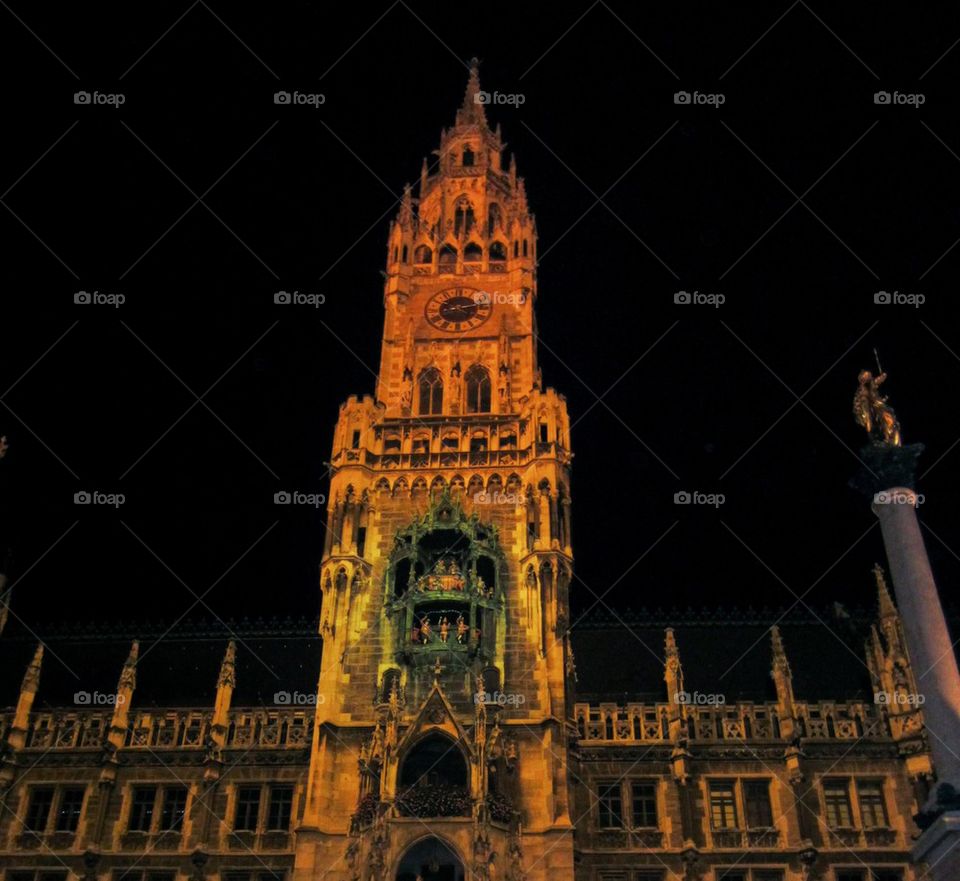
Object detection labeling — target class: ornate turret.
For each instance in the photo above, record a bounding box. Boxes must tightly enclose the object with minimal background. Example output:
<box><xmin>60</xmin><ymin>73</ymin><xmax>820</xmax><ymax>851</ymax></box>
<box><xmin>6</xmin><ymin>644</ymin><xmax>43</xmax><ymax>752</ymax></box>
<box><xmin>210</xmin><ymin>640</ymin><xmax>237</xmax><ymax>748</ymax></box>
<box><xmin>770</xmin><ymin>625</ymin><xmax>796</xmax><ymax>734</ymax></box>
<box><xmin>106</xmin><ymin>640</ymin><xmax>138</xmax><ymax>753</ymax></box>
<box><xmin>664</xmin><ymin>628</ymin><xmax>691</xmax><ymax>782</ymax></box>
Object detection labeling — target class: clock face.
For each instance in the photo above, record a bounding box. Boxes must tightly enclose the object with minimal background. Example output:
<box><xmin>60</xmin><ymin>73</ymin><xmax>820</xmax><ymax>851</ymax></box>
<box><xmin>424</xmin><ymin>287</ymin><xmax>493</xmax><ymax>333</ymax></box>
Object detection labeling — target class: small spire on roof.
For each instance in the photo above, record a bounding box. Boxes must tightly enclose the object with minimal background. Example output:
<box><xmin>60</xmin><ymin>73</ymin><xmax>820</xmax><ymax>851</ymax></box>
<box><xmin>218</xmin><ymin>640</ymin><xmax>237</xmax><ymax>689</ymax></box>
<box><xmin>873</xmin><ymin>562</ymin><xmax>897</xmax><ymax>618</ymax></box>
<box><xmin>118</xmin><ymin>640</ymin><xmax>139</xmax><ymax>691</ymax></box>
<box><xmin>455</xmin><ymin>57</ymin><xmax>488</xmax><ymax>127</ymax></box>
<box><xmin>22</xmin><ymin>643</ymin><xmax>44</xmax><ymax>691</ymax></box>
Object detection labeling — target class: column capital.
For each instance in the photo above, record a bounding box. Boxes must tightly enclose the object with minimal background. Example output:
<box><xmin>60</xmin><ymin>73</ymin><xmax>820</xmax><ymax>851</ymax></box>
<box><xmin>850</xmin><ymin>441</ymin><xmax>925</xmax><ymax>498</ymax></box>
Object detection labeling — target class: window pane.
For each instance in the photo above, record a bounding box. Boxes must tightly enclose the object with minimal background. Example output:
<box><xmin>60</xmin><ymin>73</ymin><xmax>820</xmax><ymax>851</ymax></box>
<box><xmin>235</xmin><ymin>787</ymin><xmax>261</xmax><ymax>831</ymax></box>
<box><xmin>754</xmin><ymin>872</ymin><xmax>785</xmax><ymax>881</ymax></box>
<box><xmin>717</xmin><ymin>871</ymin><xmax>747</xmax><ymax>881</ymax></box>
<box><xmin>25</xmin><ymin>789</ymin><xmax>54</xmax><ymax>832</ymax></box>
<box><xmin>630</xmin><ymin>781</ymin><xmax>657</xmax><ymax>827</ymax></box>
<box><xmin>267</xmin><ymin>785</ymin><xmax>294</xmax><ymax>830</ymax></box>
<box><xmin>824</xmin><ymin>780</ymin><xmax>853</xmax><ymax>828</ymax></box>
<box><xmin>159</xmin><ymin>787</ymin><xmax>188</xmax><ymax>831</ymax></box>
<box><xmin>128</xmin><ymin>786</ymin><xmax>157</xmax><ymax>832</ymax></box>
<box><xmin>744</xmin><ymin>780</ymin><xmax>773</xmax><ymax>827</ymax></box>
<box><xmin>55</xmin><ymin>788</ymin><xmax>85</xmax><ymax>832</ymax></box>
<box><xmin>856</xmin><ymin>781</ymin><xmax>888</xmax><ymax>827</ymax></box>
<box><xmin>597</xmin><ymin>781</ymin><xmax>623</xmax><ymax>828</ymax></box>
<box><xmin>710</xmin><ymin>782</ymin><xmax>738</xmax><ymax>829</ymax></box>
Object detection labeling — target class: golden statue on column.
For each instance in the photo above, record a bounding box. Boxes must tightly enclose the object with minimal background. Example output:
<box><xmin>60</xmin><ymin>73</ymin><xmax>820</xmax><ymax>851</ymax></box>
<box><xmin>853</xmin><ymin>369</ymin><xmax>902</xmax><ymax>446</ymax></box>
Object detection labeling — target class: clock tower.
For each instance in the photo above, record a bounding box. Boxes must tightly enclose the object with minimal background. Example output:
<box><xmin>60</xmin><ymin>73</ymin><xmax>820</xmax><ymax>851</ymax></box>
<box><xmin>295</xmin><ymin>61</ymin><xmax>576</xmax><ymax>881</ymax></box>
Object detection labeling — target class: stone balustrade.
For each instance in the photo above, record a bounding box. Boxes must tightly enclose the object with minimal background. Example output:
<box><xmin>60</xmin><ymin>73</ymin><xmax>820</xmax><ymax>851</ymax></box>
<box><xmin>574</xmin><ymin>700</ymin><xmax>895</xmax><ymax>743</ymax></box>
<box><xmin>0</xmin><ymin>708</ymin><xmax>313</xmax><ymax>751</ymax></box>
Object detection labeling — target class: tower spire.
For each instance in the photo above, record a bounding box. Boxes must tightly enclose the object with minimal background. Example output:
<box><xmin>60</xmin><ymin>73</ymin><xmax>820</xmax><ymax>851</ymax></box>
<box><xmin>873</xmin><ymin>561</ymin><xmax>897</xmax><ymax>619</ymax></box>
<box><xmin>455</xmin><ymin>57</ymin><xmax>488</xmax><ymax>128</ymax></box>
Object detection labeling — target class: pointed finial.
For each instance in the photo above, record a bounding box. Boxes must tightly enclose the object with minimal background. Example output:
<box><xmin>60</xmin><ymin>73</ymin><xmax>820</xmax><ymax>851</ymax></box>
<box><xmin>118</xmin><ymin>640</ymin><xmax>139</xmax><ymax>691</ymax></box>
<box><xmin>433</xmin><ymin>655</ymin><xmax>442</xmax><ymax>683</ymax></box>
<box><xmin>771</xmin><ymin>625</ymin><xmax>785</xmax><ymax>656</ymax></box>
<box><xmin>218</xmin><ymin>640</ymin><xmax>237</xmax><ymax>688</ymax></box>
<box><xmin>456</xmin><ymin>58</ymin><xmax>487</xmax><ymax>127</ymax></box>
<box><xmin>665</xmin><ymin>627</ymin><xmax>678</xmax><ymax>655</ymax></box>
<box><xmin>388</xmin><ymin>674</ymin><xmax>401</xmax><ymax>710</ymax></box>
<box><xmin>770</xmin><ymin>625</ymin><xmax>792</xmax><ymax>677</ymax></box>
<box><xmin>873</xmin><ymin>563</ymin><xmax>897</xmax><ymax>618</ymax></box>
<box><xmin>398</xmin><ymin>183</ymin><xmax>413</xmax><ymax>227</ymax></box>
<box><xmin>22</xmin><ymin>643</ymin><xmax>44</xmax><ymax>690</ymax></box>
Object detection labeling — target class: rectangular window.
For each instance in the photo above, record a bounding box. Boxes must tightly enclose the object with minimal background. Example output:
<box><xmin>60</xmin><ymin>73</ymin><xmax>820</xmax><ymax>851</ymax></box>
<box><xmin>351</xmin><ymin>430</ymin><xmax>360</xmax><ymax>449</ymax></box>
<box><xmin>128</xmin><ymin>786</ymin><xmax>158</xmax><ymax>832</ymax></box>
<box><xmin>857</xmin><ymin>780</ymin><xmax>888</xmax><ymax>827</ymax></box>
<box><xmin>710</xmin><ymin>782</ymin><xmax>738</xmax><ymax>829</ymax></box>
<box><xmin>630</xmin><ymin>781</ymin><xmax>658</xmax><ymax>827</ymax></box>
<box><xmin>753</xmin><ymin>872</ymin><xmax>785</xmax><ymax>881</ymax></box>
<box><xmin>55</xmin><ymin>787</ymin><xmax>85</xmax><ymax>832</ymax></box>
<box><xmin>716</xmin><ymin>872</ymin><xmax>747</xmax><ymax>881</ymax></box>
<box><xmin>24</xmin><ymin>788</ymin><xmax>54</xmax><ymax>832</ymax></box>
<box><xmin>744</xmin><ymin>780</ymin><xmax>774</xmax><ymax>827</ymax></box>
<box><xmin>596</xmin><ymin>781</ymin><xmax>624</xmax><ymax>829</ymax></box>
<box><xmin>234</xmin><ymin>786</ymin><xmax>262</xmax><ymax>831</ymax></box>
<box><xmin>159</xmin><ymin>787</ymin><xmax>188</xmax><ymax>831</ymax></box>
<box><xmin>823</xmin><ymin>780</ymin><xmax>853</xmax><ymax>828</ymax></box>
<box><xmin>266</xmin><ymin>785</ymin><xmax>294</xmax><ymax>830</ymax></box>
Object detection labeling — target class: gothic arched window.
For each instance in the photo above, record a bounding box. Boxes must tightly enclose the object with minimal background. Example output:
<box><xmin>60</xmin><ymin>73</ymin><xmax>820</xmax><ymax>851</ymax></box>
<box><xmin>414</xmin><ymin>244</ymin><xmax>432</xmax><ymax>264</ymax></box>
<box><xmin>465</xmin><ymin>365</ymin><xmax>491</xmax><ymax>413</ymax></box>
<box><xmin>418</xmin><ymin>367</ymin><xmax>443</xmax><ymax>415</ymax></box>
<box><xmin>487</xmin><ymin>202</ymin><xmax>502</xmax><ymax>232</ymax></box>
<box><xmin>464</xmin><ymin>242</ymin><xmax>483</xmax><ymax>262</ymax></box>
<box><xmin>454</xmin><ymin>202</ymin><xmax>475</xmax><ymax>237</ymax></box>
<box><xmin>439</xmin><ymin>244</ymin><xmax>457</xmax><ymax>268</ymax></box>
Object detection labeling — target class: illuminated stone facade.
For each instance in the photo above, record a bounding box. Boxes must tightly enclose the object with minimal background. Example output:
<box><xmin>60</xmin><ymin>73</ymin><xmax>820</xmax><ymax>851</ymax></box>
<box><xmin>0</xmin><ymin>64</ymin><xmax>939</xmax><ymax>881</ymax></box>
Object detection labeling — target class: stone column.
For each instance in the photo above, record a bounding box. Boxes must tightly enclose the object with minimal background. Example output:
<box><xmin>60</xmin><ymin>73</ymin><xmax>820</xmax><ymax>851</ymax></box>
<box><xmin>853</xmin><ymin>441</ymin><xmax>960</xmax><ymax>880</ymax></box>
<box><xmin>871</xmin><ymin>486</ymin><xmax>960</xmax><ymax>790</ymax></box>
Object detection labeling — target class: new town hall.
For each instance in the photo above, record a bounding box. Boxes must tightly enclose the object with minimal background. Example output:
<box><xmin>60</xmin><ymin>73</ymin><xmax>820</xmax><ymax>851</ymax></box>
<box><xmin>0</xmin><ymin>64</ymin><xmax>946</xmax><ymax>881</ymax></box>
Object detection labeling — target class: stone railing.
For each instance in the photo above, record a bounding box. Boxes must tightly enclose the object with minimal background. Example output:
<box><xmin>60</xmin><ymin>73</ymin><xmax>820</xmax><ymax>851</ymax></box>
<box><xmin>377</xmin><ymin>448</ymin><xmax>529</xmax><ymax>469</ymax></box>
<box><xmin>710</xmin><ymin>827</ymin><xmax>781</xmax><ymax>848</ymax></box>
<box><xmin>3</xmin><ymin>708</ymin><xmax>313</xmax><ymax>751</ymax></box>
<box><xmin>574</xmin><ymin>701</ymin><xmax>890</xmax><ymax>744</ymax></box>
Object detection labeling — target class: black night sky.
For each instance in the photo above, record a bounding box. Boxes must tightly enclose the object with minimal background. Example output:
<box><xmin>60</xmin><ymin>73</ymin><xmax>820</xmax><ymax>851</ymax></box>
<box><xmin>2</xmin><ymin>2</ymin><xmax>960</xmax><ymax>649</ymax></box>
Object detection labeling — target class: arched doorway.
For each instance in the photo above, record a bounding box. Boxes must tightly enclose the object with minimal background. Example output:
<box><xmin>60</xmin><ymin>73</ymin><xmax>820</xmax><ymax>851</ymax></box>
<box><xmin>396</xmin><ymin>836</ymin><xmax>465</xmax><ymax>881</ymax></box>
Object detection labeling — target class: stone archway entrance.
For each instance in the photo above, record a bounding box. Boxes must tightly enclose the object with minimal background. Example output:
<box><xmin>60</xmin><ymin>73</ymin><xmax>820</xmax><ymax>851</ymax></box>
<box><xmin>396</xmin><ymin>836</ymin><xmax>465</xmax><ymax>881</ymax></box>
